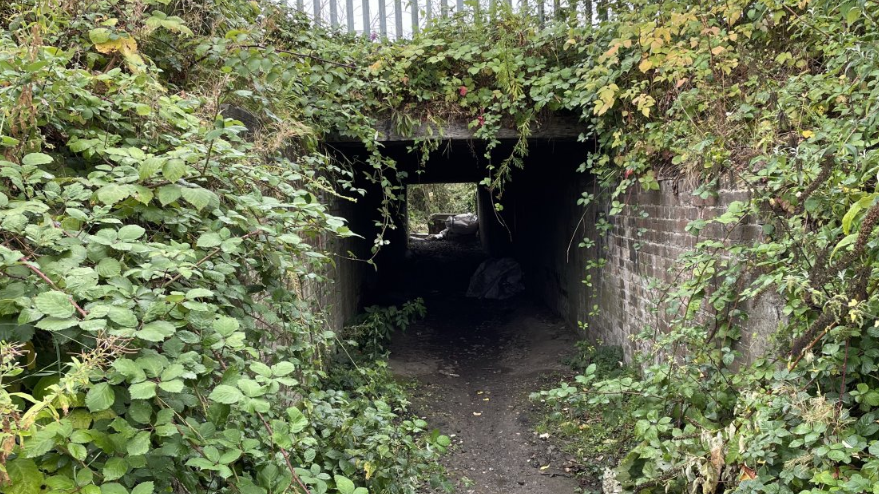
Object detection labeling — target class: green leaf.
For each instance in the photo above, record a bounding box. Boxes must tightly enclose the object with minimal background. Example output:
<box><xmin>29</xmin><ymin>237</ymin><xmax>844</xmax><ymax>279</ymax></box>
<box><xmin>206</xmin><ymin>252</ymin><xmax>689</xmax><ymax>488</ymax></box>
<box><xmin>86</xmin><ymin>382</ymin><xmax>115</xmax><ymax>412</ymax></box>
<box><xmin>131</xmin><ymin>482</ymin><xmax>155</xmax><ymax>494</ymax></box>
<box><xmin>118</xmin><ymin>225</ymin><xmax>146</xmax><ymax>241</ymax></box>
<box><xmin>112</xmin><ymin>358</ymin><xmax>145</xmax><ymax>382</ymax></box>
<box><xmin>159</xmin><ymin>379</ymin><xmax>184</xmax><ymax>393</ymax></box>
<box><xmin>139</xmin><ymin>157</ymin><xmax>164</xmax><ymax>180</ymax></box>
<box><xmin>136</xmin><ymin>321</ymin><xmax>176</xmax><ymax>342</ymax></box>
<box><xmin>197</xmin><ymin>232</ymin><xmax>223</xmax><ymax>248</ymax></box>
<box><xmin>831</xmin><ymin>233</ymin><xmax>857</xmax><ymax>259</ymax></box>
<box><xmin>157</xmin><ymin>185</ymin><xmax>182</xmax><ymax>206</ymax></box>
<box><xmin>22</xmin><ymin>153</ymin><xmax>53</xmax><ymax>166</ymax></box>
<box><xmin>842</xmin><ymin>194</ymin><xmax>877</xmax><ymax>234</ymax></box>
<box><xmin>97</xmin><ymin>184</ymin><xmax>132</xmax><ymax>205</ymax></box>
<box><xmin>272</xmin><ymin>362</ymin><xmax>295</xmax><ymax>376</ymax></box>
<box><xmin>4</xmin><ymin>458</ymin><xmax>44</xmax><ymax>494</ymax></box>
<box><xmin>34</xmin><ymin>291</ymin><xmax>75</xmax><ymax>318</ymax></box>
<box><xmin>107</xmin><ymin>307</ymin><xmax>137</xmax><ymax>327</ymax></box>
<box><xmin>334</xmin><ymin>475</ymin><xmax>355</xmax><ymax>494</ymax></box>
<box><xmin>186</xmin><ymin>288</ymin><xmax>214</xmax><ymax>299</ymax></box>
<box><xmin>71</xmin><ymin>455</ymin><xmax>91</xmax><ymax>475</ymax></box>
<box><xmin>181</xmin><ymin>187</ymin><xmax>217</xmax><ymax>211</ymax></box>
<box><xmin>209</xmin><ymin>384</ymin><xmax>243</xmax><ymax>404</ymax></box>
<box><xmin>127</xmin><ymin>431</ymin><xmax>151</xmax><ymax>456</ymax></box>
<box><xmin>101</xmin><ymin>483</ymin><xmax>129</xmax><ymax>494</ymax></box>
<box><xmin>35</xmin><ymin>317</ymin><xmax>79</xmax><ymax>331</ymax></box>
<box><xmin>162</xmin><ymin>159</ymin><xmax>187</xmax><ymax>182</ymax></box>
<box><xmin>96</xmin><ymin>258</ymin><xmax>122</xmax><ymax>278</ymax></box>
<box><xmin>287</xmin><ymin>407</ymin><xmax>308</xmax><ymax>433</ymax></box>
<box><xmin>89</xmin><ymin>28</ymin><xmax>112</xmax><ymax>44</ymax></box>
<box><xmin>102</xmin><ymin>457</ymin><xmax>128</xmax><ymax>481</ymax></box>
<box><xmin>129</xmin><ymin>381</ymin><xmax>157</xmax><ymax>400</ymax></box>
<box><xmin>213</xmin><ymin>316</ymin><xmax>239</xmax><ymax>336</ymax></box>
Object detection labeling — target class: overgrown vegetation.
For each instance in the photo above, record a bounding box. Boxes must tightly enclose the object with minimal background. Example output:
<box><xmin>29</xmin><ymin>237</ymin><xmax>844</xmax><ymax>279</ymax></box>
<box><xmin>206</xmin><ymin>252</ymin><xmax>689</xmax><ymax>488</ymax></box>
<box><xmin>0</xmin><ymin>1</ymin><xmax>439</xmax><ymax>493</ymax></box>
<box><xmin>3</xmin><ymin>0</ymin><xmax>879</xmax><ymax>492</ymax></box>
<box><xmin>407</xmin><ymin>184</ymin><xmax>476</xmax><ymax>233</ymax></box>
<box><xmin>532</xmin><ymin>344</ymin><xmax>637</xmax><ymax>492</ymax></box>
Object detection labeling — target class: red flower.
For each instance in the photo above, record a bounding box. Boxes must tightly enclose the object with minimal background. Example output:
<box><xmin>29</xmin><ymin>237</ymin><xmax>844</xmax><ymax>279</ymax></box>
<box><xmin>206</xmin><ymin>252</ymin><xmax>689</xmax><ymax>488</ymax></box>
<box><xmin>624</xmin><ymin>169</ymin><xmax>634</xmax><ymax>179</ymax></box>
<box><xmin>459</xmin><ymin>86</ymin><xmax>468</xmax><ymax>97</ymax></box>
<box><xmin>477</xmin><ymin>115</ymin><xmax>485</xmax><ymax>126</ymax></box>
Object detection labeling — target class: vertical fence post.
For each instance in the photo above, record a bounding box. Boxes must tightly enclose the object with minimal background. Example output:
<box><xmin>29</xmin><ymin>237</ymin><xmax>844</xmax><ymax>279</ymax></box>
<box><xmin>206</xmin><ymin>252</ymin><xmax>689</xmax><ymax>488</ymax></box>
<box><xmin>346</xmin><ymin>0</ymin><xmax>355</xmax><ymax>32</ymax></box>
<box><xmin>584</xmin><ymin>0</ymin><xmax>592</xmax><ymax>24</ymax></box>
<box><xmin>379</xmin><ymin>0</ymin><xmax>388</xmax><ymax>38</ymax></box>
<box><xmin>297</xmin><ymin>0</ymin><xmax>304</xmax><ymax>13</ymax></box>
<box><xmin>363</xmin><ymin>0</ymin><xmax>371</xmax><ymax>35</ymax></box>
<box><xmin>412</xmin><ymin>0</ymin><xmax>420</xmax><ymax>33</ymax></box>
<box><xmin>441</xmin><ymin>0</ymin><xmax>448</xmax><ymax>17</ymax></box>
<box><xmin>537</xmin><ymin>0</ymin><xmax>545</xmax><ymax>26</ymax></box>
<box><xmin>597</xmin><ymin>0</ymin><xmax>607</xmax><ymax>20</ymax></box>
<box><xmin>330</xmin><ymin>0</ymin><xmax>339</xmax><ymax>28</ymax></box>
<box><xmin>394</xmin><ymin>0</ymin><xmax>404</xmax><ymax>38</ymax></box>
<box><xmin>426</xmin><ymin>0</ymin><xmax>433</xmax><ymax>22</ymax></box>
<box><xmin>456</xmin><ymin>0</ymin><xmax>464</xmax><ymax>15</ymax></box>
<box><xmin>313</xmin><ymin>0</ymin><xmax>322</xmax><ymax>25</ymax></box>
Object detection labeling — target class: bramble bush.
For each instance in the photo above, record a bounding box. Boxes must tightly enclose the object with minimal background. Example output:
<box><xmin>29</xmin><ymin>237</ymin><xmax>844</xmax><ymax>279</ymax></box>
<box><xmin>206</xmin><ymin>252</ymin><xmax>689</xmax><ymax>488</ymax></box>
<box><xmin>0</xmin><ymin>1</ymin><xmax>442</xmax><ymax>493</ymax></box>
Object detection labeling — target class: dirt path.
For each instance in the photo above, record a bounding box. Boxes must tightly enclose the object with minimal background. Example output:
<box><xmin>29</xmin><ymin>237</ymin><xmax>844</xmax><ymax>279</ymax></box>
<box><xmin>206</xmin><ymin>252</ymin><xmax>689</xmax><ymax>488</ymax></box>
<box><xmin>389</xmin><ymin>293</ymin><xmax>581</xmax><ymax>493</ymax></box>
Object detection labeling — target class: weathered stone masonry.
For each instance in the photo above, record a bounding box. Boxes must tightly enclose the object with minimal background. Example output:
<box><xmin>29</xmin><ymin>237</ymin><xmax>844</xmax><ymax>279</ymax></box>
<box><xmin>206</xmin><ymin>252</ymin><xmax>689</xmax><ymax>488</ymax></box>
<box><xmin>514</xmin><ymin>170</ymin><xmax>784</xmax><ymax>362</ymax></box>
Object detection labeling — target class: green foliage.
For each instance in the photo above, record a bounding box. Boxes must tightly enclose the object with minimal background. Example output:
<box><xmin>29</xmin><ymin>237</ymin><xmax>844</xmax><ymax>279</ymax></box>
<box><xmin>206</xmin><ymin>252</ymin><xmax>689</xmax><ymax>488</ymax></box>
<box><xmin>520</xmin><ymin>0</ymin><xmax>879</xmax><ymax>490</ymax></box>
<box><xmin>407</xmin><ymin>184</ymin><xmax>477</xmax><ymax>233</ymax></box>
<box><xmin>0</xmin><ymin>1</ymin><xmax>433</xmax><ymax>493</ymax></box>
<box><xmin>340</xmin><ymin>299</ymin><xmax>426</xmax><ymax>360</ymax></box>
<box><xmin>532</xmin><ymin>362</ymin><xmax>638</xmax><ymax>489</ymax></box>
<box><xmin>563</xmin><ymin>342</ymin><xmax>629</xmax><ymax>379</ymax></box>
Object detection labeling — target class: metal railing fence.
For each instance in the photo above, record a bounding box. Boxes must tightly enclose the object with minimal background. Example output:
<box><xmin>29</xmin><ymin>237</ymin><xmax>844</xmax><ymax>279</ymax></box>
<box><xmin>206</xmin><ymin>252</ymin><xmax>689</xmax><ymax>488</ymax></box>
<box><xmin>296</xmin><ymin>0</ymin><xmax>613</xmax><ymax>40</ymax></box>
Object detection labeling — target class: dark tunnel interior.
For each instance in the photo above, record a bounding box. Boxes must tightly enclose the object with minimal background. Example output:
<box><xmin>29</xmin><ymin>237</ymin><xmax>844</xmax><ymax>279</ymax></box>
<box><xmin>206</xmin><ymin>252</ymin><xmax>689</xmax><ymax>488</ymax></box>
<box><xmin>331</xmin><ymin>138</ymin><xmax>597</xmax><ymax>320</ymax></box>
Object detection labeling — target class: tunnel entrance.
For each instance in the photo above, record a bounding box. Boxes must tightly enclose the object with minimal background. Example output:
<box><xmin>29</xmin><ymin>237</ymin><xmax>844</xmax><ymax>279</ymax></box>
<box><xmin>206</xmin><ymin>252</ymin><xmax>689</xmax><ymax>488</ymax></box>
<box><xmin>347</xmin><ymin>139</ymin><xmax>596</xmax><ymax>316</ymax></box>
<box><xmin>333</xmin><ymin>137</ymin><xmax>595</xmax><ymax>492</ymax></box>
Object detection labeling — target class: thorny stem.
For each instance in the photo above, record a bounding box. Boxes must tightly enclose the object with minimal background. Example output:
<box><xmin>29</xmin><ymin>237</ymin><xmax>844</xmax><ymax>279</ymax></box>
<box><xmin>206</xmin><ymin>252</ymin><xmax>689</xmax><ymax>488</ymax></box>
<box><xmin>19</xmin><ymin>257</ymin><xmax>89</xmax><ymax>318</ymax></box>
<box><xmin>161</xmin><ymin>230</ymin><xmax>262</xmax><ymax>288</ymax></box>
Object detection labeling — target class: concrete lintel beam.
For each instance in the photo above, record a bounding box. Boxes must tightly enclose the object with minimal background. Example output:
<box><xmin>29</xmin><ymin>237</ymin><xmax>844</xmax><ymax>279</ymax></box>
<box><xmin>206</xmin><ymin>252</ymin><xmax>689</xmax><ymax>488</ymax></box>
<box><xmin>326</xmin><ymin>115</ymin><xmax>587</xmax><ymax>142</ymax></box>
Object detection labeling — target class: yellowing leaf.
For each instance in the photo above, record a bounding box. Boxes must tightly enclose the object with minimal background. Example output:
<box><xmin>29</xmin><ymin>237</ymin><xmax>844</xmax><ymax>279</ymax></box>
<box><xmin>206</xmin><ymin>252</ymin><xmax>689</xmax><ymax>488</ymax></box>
<box><xmin>638</xmin><ymin>59</ymin><xmax>654</xmax><ymax>73</ymax></box>
<box><xmin>801</xmin><ymin>130</ymin><xmax>814</xmax><ymax>138</ymax></box>
<box><xmin>711</xmin><ymin>45</ymin><xmax>726</xmax><ymax>55</ymax></box>
<box><xmin>94</xmin><ymin>36</ymin><xmax>137</xmax><ymax>55</ymax></box>
<box><xmin>93</xmin><ymin>34</ymin><xmax>145</xmax><ymax>73</ymax></box>
<box><xmin>728</xmin><ymin>9</ymin><xmax>742</xmax><ymax>25</ymax></box>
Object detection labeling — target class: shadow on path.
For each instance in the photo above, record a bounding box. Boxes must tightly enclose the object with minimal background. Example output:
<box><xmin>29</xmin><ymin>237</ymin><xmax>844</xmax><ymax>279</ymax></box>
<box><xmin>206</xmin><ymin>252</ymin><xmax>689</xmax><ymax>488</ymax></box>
<box><xmin>384</xmin><ymin>240</ymin><xmax>581</xmax><ymax>493</ymax></box>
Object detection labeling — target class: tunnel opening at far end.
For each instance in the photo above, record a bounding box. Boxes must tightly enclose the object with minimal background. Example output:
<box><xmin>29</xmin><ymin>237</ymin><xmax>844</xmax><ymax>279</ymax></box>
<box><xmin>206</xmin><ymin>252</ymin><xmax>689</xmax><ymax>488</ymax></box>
<box><xmin>338</xmin><ymin>138</ymin><xmax>597</xmax><ymax>328</ymax></box>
